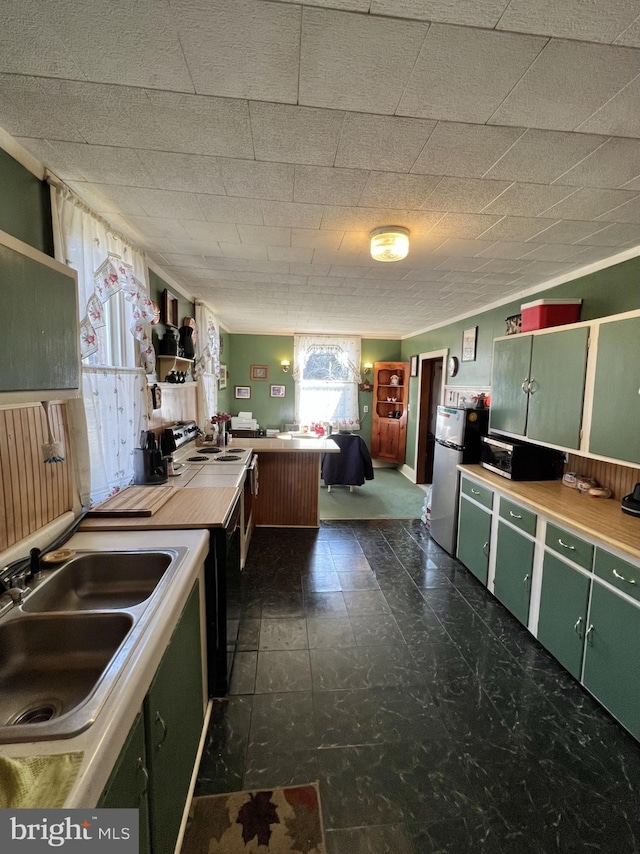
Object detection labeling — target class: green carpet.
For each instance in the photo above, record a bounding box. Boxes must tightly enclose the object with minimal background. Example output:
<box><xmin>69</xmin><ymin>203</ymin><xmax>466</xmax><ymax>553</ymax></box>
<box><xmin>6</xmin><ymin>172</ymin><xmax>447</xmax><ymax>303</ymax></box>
<box><xmin>319</xmin><ymin>468</ymin><xmax>427</xmax><ymax>520</ymax></box>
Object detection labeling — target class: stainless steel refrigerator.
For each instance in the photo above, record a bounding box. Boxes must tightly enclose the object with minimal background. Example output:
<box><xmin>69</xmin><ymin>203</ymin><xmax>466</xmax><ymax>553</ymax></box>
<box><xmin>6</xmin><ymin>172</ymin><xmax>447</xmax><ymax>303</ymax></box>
<box><xmin>430</xmin><ymin>406</ymin><xmax>489</xmax><ymax>555</ymax></box>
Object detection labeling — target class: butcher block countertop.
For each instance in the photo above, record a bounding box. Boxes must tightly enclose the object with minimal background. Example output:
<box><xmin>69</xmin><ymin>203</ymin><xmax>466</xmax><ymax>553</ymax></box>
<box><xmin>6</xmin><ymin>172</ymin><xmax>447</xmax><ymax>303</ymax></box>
<box><xmin>459</xmin><ymin>464</ymin><xmax>640</xmax><ymax>562</ymax></box>
<box><xmin>229</xmin><ymin>437</ymin><xmax>339</xmax><ymax>453</ymax></box>
<box><xmin>79</xmin><ymin>487</ymin><xmax>239</xmax><ymax>531</ymax></box>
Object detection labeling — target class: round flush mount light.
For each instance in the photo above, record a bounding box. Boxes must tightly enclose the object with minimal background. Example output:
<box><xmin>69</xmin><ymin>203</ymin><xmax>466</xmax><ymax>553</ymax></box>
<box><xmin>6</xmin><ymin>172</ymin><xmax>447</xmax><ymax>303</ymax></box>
<box><xmin>370</xmin><ymin>226</ymin><xmax>410</xmax><ymax>262</ymax></box>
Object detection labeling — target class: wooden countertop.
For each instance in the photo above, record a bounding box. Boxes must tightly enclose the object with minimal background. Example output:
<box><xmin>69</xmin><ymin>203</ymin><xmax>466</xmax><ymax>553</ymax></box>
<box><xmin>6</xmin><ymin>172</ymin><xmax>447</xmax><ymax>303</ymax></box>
<box><xmin>79</xmin><ymin>487</ymin><xmax>240</xmax><ymax>531</ymax></box>
<box><xmin>229</xmin><ymin>437</ymin><xmax>339</xmax><ymax>453</ymax></box>
<box><xmin>459</xmin><ymin>465</ymin><xmax>640</xmax><ymax>561</ymax></box>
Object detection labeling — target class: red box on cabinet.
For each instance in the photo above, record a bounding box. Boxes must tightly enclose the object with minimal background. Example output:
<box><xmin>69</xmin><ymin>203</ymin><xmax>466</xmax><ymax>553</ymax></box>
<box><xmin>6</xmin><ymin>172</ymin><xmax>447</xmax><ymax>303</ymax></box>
<box><xmin>520</xmin><ymin>298</ymin><xmax>582</xmax><ymax>332</ymax></box>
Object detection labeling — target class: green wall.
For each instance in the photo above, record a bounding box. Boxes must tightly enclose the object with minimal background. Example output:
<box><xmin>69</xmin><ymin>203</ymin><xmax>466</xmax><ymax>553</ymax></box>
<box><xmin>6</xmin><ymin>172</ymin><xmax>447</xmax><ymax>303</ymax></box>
<box><xmin>0</xmin><ymin>148</ymin><xmax>53</xmax><ymax>255</ymax></box>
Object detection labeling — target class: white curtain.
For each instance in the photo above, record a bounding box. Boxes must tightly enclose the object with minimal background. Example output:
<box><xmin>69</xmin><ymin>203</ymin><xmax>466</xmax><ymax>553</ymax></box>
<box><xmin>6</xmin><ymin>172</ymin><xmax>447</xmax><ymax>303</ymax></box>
<box><xmin>293</xmin><ymin>334</ymin><xmax>361</xmax><ymax>430</ymax></box>
<box><xmin>51</xmin><ymin>184</ymin><xmax>152</xmax><ymax>504</ymax></box>
<box><xmin>194</xmin><ymin>300</ymin><xmax>221</xmax><ymax>430</ymax></box>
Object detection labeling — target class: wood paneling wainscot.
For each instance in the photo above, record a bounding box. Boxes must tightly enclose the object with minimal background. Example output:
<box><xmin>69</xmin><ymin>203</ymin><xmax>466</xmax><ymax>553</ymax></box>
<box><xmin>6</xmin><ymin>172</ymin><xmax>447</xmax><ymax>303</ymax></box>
<box><xmin>0</xmin><ymin>403</ymin><xmax>74</xmax><ymax>550</ymax></box>
<box><xmin>566</xmin><ymin>455</ymin><xmax>639</xmax><ymax>500</ymax></box>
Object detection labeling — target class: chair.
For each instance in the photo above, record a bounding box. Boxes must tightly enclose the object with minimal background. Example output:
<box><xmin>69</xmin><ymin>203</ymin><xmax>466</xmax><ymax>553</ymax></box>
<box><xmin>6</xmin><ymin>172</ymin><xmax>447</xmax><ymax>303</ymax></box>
<box><xmin>321</xmin><ymin>432</ymin><xmax>374</xmax><ymax>492</ymax></box>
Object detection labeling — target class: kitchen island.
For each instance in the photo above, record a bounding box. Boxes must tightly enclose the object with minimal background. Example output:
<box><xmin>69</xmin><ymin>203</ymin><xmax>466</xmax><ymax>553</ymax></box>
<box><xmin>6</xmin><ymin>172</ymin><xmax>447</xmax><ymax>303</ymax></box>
<box><xmin>231</xmin><ymin>436</ymin><xmax>339</xmax><ymax>528</ymax></box>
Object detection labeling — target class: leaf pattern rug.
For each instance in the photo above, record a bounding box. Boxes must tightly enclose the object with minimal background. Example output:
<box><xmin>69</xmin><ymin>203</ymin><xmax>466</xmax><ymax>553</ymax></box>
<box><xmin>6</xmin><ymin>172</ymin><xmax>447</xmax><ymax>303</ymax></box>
<box><xmin>182</xmin><ymin>783</ymin><xmax>325</xmax><ymax>853</ymax></box>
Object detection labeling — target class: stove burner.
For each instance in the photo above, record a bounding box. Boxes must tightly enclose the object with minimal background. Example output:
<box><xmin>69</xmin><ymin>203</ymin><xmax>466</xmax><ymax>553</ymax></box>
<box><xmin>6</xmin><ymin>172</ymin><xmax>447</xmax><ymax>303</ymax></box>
<box><xmin>186</xmin><ymin>456</ymin><xmax>210</xmax><ymax>462</ymax></box>
<box><xmin>214</xmin><ymin>455</ymin><xmax>242</xmax><ymax>462</ymax></box>
<box><xmin>228</xmin><ymin>448</ymin><xmax>247</xmax><ymax>453</ymax></box>
<box><xmin>198</xmin><ymin>447</ymin><xmax>222</xmax><ymax>454</ymax></box>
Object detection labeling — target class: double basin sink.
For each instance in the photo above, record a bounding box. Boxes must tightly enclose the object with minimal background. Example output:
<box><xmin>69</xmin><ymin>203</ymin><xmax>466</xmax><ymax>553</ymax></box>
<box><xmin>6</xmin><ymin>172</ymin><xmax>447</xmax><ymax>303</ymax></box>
<box><xmin>0</xmin><ymin>548</ymin><xmax>187</xmax><ymax>744</ymax></box>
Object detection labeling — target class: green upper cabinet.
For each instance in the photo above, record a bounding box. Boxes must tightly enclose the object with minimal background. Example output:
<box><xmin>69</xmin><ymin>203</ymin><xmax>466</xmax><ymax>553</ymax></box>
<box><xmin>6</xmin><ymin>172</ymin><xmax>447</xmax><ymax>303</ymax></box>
<box><xmin>588</xmin><ymin>314</ymin><xmax>640</xmax><ymax>465</ymax></box>
<box><xmin>526</xmin><ymin>326</ymin><xmax>589</xmax><ymax>449</ymax></box>
<box><xmin>489</xmin><ymin>335</ymin><xmax>532</xmax><ymax>436</ymax></box>
<box><xmin>489</xmin><ymin>327</ymin><xmax>589</xmax><ymax>450</ymax></box>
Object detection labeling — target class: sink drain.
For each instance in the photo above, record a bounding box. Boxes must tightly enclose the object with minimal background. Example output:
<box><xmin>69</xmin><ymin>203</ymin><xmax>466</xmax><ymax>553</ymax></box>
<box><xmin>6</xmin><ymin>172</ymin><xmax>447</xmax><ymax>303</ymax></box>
<box><xmin>12</xmin><ymin>701</ymin><xmax>61</xmax><ymax>725</ymax></box>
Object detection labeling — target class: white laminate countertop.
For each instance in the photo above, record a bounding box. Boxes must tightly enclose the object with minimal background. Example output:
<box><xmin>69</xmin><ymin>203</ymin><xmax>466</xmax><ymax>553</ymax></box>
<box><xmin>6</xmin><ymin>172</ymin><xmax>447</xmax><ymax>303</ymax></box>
<box><xmin>229</xmin><ymin>437</ymin><xmax>339</xmax><ymax>453</ymax></box>
<box><xmin>0</xmin><ymin>528</ymin><xmax>209</xmax><ymax>808</ymax></box>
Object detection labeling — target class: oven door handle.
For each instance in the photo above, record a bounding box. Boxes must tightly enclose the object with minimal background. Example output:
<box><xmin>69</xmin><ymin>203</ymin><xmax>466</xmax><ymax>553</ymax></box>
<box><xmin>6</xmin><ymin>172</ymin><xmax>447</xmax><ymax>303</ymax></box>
<box><xmin>249</xmin><ymin>455</ymin><xmax>259</xmax><ymax>496</ymax></box>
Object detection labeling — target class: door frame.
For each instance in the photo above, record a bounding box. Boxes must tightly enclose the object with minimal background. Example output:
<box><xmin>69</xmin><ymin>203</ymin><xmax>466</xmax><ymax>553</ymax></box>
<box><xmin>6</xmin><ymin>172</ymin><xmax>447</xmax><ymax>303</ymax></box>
<box><xmin>413</xmin><ymin>349</ymin><xmax>447</xmax><ymax>483</ymax></box>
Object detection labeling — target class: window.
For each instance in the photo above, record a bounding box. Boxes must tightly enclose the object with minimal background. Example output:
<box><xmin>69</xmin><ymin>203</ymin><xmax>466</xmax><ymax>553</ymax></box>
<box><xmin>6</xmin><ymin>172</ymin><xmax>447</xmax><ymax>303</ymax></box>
<box><xmin>294</xmin><ymin>335</ymin><xmax>361</xmax><ymax>430</ymax></box>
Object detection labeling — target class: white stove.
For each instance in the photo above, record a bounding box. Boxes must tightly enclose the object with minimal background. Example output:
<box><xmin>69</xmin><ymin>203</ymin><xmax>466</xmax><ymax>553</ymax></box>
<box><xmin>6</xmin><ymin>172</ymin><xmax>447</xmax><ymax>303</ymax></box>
<box><xmin>166</xmin><ymin>421</ymin><xmax>252</xmax><ymax>472</ymax></box>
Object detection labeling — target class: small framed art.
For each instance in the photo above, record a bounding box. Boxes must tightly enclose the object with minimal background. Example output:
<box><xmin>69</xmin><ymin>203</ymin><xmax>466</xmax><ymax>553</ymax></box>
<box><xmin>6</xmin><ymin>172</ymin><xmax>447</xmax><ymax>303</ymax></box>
<box><xmin>461</xmin><ymin>326</ymin><xmax>478</xmax><ymax>362</ymax></box>
<box><xmin>270</xmin><ymin>384</ymin><xmax>286</xmax><ymax>398</ymax></box>
<box><xmin>161</xmin><ymin>288</ymin><xmax>179</xmax><ymax>327</ymax></box>
<box><xmin>410</xmin><ymin>355</ymin><xmax>418</xmax><ymax>377</ymax></box>
<box><xmin>250</xmin><ymin>365</ymin><xmax>269</xmax><ymax>380</ymax></box>
<box><xmin>218</xmin><ymin>364</ymin><xmax>227</xmax><ymax>389</ymax></box>
<box><xmin>235</xmin><ymin>386</ymin><xmax>251</xmax><ymax>399</ymax></box>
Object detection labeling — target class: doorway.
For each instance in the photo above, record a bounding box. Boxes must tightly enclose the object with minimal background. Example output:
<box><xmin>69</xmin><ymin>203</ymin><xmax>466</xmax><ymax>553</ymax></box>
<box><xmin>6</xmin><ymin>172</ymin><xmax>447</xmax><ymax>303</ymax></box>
<box><xmin>414</xmin><ymin>351</ymin><xmax>445</xmax><ymax>484</ymax></box>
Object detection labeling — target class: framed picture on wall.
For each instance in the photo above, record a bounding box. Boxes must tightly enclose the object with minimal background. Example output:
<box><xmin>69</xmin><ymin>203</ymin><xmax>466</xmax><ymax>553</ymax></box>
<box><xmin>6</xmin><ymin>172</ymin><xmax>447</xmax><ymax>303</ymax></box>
<box><xmin>235</xmin><ymin>386</ymin><xmax>251</xmax><ymax>399</ymax></box>
<box><xmin>270</xmin><ymin>384</ymin><xmax>286</xmax><ymax>398</ymax></box>
<box><xmin>461</xmin><ymin>326</ymin><xmax>478</xmax><ymax>362</ymax></box>
<box><xmin>410</xmin><ymin>355</ymin><xmax>418</xmax><ymax>377</ymax></box>
<box><xmin>250</xmin><ymin>365</ymin><xmax>269</xmax><ymax>380</ymax></box>
<box><xmin>218</xmin><ymin>364</ymin><xmax>227</xmax><ymax>389</ymax></box>
<box><xmin>161</xmin><ymin>288</ymin><xmax>179</xmax><ymax>327</ymax></box>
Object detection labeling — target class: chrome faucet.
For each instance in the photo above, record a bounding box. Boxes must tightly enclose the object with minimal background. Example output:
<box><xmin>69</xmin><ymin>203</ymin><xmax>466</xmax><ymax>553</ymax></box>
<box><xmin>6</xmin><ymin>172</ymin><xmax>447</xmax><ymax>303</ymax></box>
<box><xmin>0</xmin><ymin>586</ymin><xmax>28</xmax><ymax>618</ymax></box>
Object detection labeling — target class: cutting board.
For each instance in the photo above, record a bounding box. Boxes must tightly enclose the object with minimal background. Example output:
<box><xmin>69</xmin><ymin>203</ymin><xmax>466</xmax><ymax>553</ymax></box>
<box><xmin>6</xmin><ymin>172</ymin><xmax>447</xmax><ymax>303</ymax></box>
<box><xmin>88</xmin><ymin>486</ymin><xmax>176</xmax><ymax>516</ymax></box>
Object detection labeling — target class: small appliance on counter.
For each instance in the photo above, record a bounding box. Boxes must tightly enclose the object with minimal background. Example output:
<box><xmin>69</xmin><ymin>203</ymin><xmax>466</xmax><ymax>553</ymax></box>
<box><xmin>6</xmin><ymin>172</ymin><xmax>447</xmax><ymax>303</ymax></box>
<box><xmin>133</xmin><ymin>431</ymin><xmax>168</xmax><ymax>484</ymax></box>
<box><xmin>622</xmin><ymin>483</ymin><xmax>640</xmax><ymax>517</ymax></box>
<box><xmin>430</xmin><ymin>406</ymin><xmax>489</xmax><ymax>555</ymax></box>
<box><xmin>480</xmin><ymin>435</ymin><xmax>565</xmax><ymax>481</ymax></box>
<box><xmin>231</xmin><ymin>411</ymin><xmax>259</xmax><ymax>433</ymax></box>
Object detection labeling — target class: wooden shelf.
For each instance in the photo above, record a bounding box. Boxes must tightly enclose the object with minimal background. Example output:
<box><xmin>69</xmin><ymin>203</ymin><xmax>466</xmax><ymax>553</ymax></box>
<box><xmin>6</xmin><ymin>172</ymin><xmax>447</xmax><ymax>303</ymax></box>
<box><xmin>156</xmin><ymin>355</ymin><xmax>194</xmax><ymax>380</ymax></box>
<box><xmin>371</xmin><ymin>360</ymin><xmax>410</xmax><ymax>465</ymax></box>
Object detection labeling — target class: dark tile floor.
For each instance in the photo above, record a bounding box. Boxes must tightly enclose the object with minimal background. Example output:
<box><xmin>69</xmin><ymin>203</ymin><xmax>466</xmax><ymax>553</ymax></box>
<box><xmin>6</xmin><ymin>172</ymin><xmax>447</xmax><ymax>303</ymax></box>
<box><xmin>194</xmin><ymin>520</ymin><xmax>640</xmax><ymax>853</ymax></box>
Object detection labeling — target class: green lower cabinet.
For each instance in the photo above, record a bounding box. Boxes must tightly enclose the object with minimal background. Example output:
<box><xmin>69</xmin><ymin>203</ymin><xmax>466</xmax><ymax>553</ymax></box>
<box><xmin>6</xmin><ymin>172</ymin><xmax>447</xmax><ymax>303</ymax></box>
<box><xmin>457</xmin><ymin>495</ymin><xmax>492</xmax><ymax>585</ymax></box>
<box><xmin>583</xmin><ymin>582</ymin><xmax>640</xmax><ymax>739</ymax></box>
<box><xmin>537</xmin><ymin>552</ymin><xmax>591</xmax><ymax>680</ymax></box>
<box><xmin>493</xmin><ymin>522</ymin><xmax>534</xmax><ymax>626</ymax></box>
<box><xmin>145</xmin><ymin>582</ymin><xmax>204</xmax><ymax>854</ymax></box>
<box><xmin>98</xmin><ymin>713</ymin><xmax>150</xmax><ymax>854</ymax></box>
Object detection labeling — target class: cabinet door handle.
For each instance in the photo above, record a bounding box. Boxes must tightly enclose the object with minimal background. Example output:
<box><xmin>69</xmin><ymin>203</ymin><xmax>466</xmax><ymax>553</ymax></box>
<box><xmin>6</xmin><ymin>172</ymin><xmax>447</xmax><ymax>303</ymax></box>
<box><xmin>522</xmin><ymin>574</ymin><xmax>530</xmax><ymax>587</ymax></box>
<box><xmin>155</xmin><ymin>711</ymin><xmax>168</xmax><ymax>748</ymax></box>
<box><xmin>521</xmin><ymin>380</ymin><xmax>529</xmax><ymax>394</ymax></box>
<box><xmin>482</xmin><ymin>541</ymin><xmax>489</xmax><ymax>556</ymax></box>
<box><xmin>137</xmin><ymin>758</ymin><xmax>149</xmax><ymax>796</ymax></box>
<box><xmin>471</xmin><ymin>488</ymin><xmax>480</xmax><ymax>495</ymax></box>
<box><xmin>586</xmin><ymin>624</ymin><xmax>594</xmax><ymax>644</ymax></box>
<box><xmin>573</xmin><ymin>617</ymin><xmax>583</xmax><ymax>638</ymax></box>
<box><xmin>509</xmin><ymin>510</ymin><xmax>522</xmax><ymax>519</ymax></box>
<box><xmin>528</xmin><ymin>378</ymin><xmax>538</xmax><ymax>394</ymax></box>
<box><xmin>613</xmin><ymin>568</ymin><xmax>636</xmax><ymax>585</ymax></box>
<box><xmin>558</xmin><ymin>538</ymin><xmax>575</xmax><ymax>551</ymax></box>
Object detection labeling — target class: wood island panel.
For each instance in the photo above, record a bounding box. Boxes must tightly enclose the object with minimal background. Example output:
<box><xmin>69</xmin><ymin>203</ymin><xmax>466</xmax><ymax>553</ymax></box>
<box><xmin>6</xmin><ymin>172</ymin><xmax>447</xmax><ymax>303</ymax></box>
<box><xmin>254</xmin><ymin>452</ymin><xmax>321</xmax><ymax>527</ymax></box>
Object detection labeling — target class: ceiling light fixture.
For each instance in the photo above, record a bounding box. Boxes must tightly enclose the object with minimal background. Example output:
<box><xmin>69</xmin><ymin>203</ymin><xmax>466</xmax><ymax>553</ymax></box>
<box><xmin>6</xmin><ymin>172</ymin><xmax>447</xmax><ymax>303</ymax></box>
<box><xmin>370</xmin><ymin>226</ymin><xmax>410</xmax><ymax>263</ymax></box>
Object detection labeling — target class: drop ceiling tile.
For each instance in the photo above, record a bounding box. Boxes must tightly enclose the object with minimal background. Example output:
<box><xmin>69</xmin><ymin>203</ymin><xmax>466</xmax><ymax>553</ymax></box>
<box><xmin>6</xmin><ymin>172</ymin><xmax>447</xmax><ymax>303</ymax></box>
<box><xmin>496</xmin><ymin>0</ymin><xmax>640</xmax><ymax>44</ymax></box>
<box><xmin>18</xmin><ymin>139</ymin><xmax>157</xmax><ymax>187</ymax></box>
<box><xmin>267</xmin><ymin>247</ymin><xmax>315</xmax><ymax>264</ymax></box>
<box><xmin>423</xmin><ymin>177</ymin><xmax>513</xmax><ymax>213</ymax></box>
<box><xmin>482</xmin><ymin>183</ymin><xmax>576</xmax><ymax>216</ymax></box>
<box><xmin>117</xmin><ymin>187</ymin><xmax>208</xmax><ymax>220</ymax></box>
<box><xmin>123</xmin><ymin>215</ymin><xmax>191</xmax><ymax>239</ymax></box>
<box><xmin>397</xmin><ymin>24</ymin><xmax>546</xmax><ymax>123</ymax></box>
<box><xmin>476</xmin><ymin>241</ymin><xmax>537</xmax><ymax>259</ymax></box>
<box><xmin>596</xmin><ymin>195</ymin><xmax>640</xmax><ymax>223</ymax></box>
<box><xmin>0</xmin><ymin>1</ymin><xmax>85</xmax><ymax>79</ymax></box>
<box><xmin>174</xmin><ymin>0</ymin><xmax>300</xmax><ymax>102</ymax></box>
<box><xmin>299</xmin><ymin>8</ymin><xmax>428</xmax><ymax>113</ymax></box>
<box><xmin>520</xmin><ymin>243</ymin><xmax>594</xmax><ymax>261</ymax></box>
<box><xmin>0</xmin><ymin>74</ymin><xmax>85</xmax><ymax>141</ymax></box>
<box><xmin>205</xmin><ymin>257</ymin><xmax>290</xmax><ymax>275</ymax></box>
<box><xmin>410</xmin><ymin>122</ymin><xmax>525</xmax><ymax>178</ymax></box>
<box><xmin>237</xmin><ymin>225</ymin><xmax>292</xmax><ymax>247</ymax></box>
<box><xmin>156</xmin><ymin>254</ymin><xmax>208</xmax><ymax>268</ymax></box>
<box><xmin>249</xmin><ymin>102</ymin><xmax>345</xmax><ymax>166</ymax></box>
<box><xmin>135</xmin><ymin>151</ymin><xmax>225</xmax><ymax>194</ymax></box>
<box><xmin>262</xmin><ymin>201</ymin><xmax>324</xmax><ymax>229</ymax></box>
<box><xmin>70</xmin><ymin>183</ymin><xmax>149</xmax><ymax>216</ymax></box>
<box><xmin>477</xmin><ymin>216</ymin><xmax>558</xmax><ymax>241</ymax></box>
<box><xmin>289</xmin><ymin>263</ymin><xmax>332</xmax><ymax>277</ymax></box>
<box><xmin>435</xmin><ymin>256</ymin><xmax>486</xmax><ymax>272</ymax></box>
<box><xmin>217</xmin><ymin>159</ymin><xmax>295</xmax><ymax>201</ymax></box>
<box><xmin>359</xmin><ymin>172</ymin><xmax>442</xmax><ymax>209</ymax></box>
<box><xmin>197</xmin><ymin>195</ymin><xmax>264</xmax><ymax>225</ymax></box>
<box><xmin>542</xmin><ymin>187</ymin><xmax>639</xmax><ymax>220</ymax></box>
<box><xmin>518</xmin><ymin>260</ymin><xmax>575</xmax><ymax>276</ymax></box>
<box><xmin>320</xmin><ymin>206</ymin><xmax>444</xmax><ymax>235</ymax></box>
<box><xmin>429</xmin><ymin>238</ymin><xmax>497</xmax><ymax>256</ymax></box>
<box><xmin>489</xmin><ymin>40</ymin><xmax>640</xmax><ymax>131</ymax></box>
<box><xmin>555</xmin><ymin>138</ymin><xmax>640</xmax><ymax>188</ymax></box>
<box><xmin>473</xmin><ymin>258</ymin><xmax>530</xmax><ymax>274</ymax></box>
<box><xmin>292</xmin><ymin>229</ymin><xmax>345</xmax><ymax>250</ymax></box>
<box><xmin>294</xmin><ymin>165</ymin><xmax>369</xmax><ymax>206</ymax></box>
<box><xmin>615</xmin><ymin>17</ymin><xmax>640</xmax><ymax>46</ymax></box>
<box><xmin>474</xmin><ymin>272</ymin><xmax>524</xmax><ymax>286</ymax></box>
<box><xmin>531</xmin><ymin>220</ymin><xmax>610</xmax><ymax>243</ymax></box>
<box><xmin>371</xmin><ymin>0</ymin><xmax>509</xmax><ymax>27</ymax></box>
<box><xmin>218</xmin><ymin>243</ymin><xmax>268</xmax><ymax>260</ymax></box>
<box><xmin>426</xmin><ymin>213</ymin><xmax>503</xmax><ymax>239</ymax></box>
<box><xmin>483</xmin><ymin>129</ymin><xmax>608</xmax><ymax>184</ymax></box>
<box><xmin>180</xmin><ymin>220</ymin><xmax>241</xmax><ymax>243</ymax></box>
<box><xmin>335</xmin><ymin>113</ymin><xmax>436</xmax><ymax>172</ymax></box>
<box><xmin>576</xmin><ymin>76</ymin><xmax>640</xmax><ymax>138</ymax></box>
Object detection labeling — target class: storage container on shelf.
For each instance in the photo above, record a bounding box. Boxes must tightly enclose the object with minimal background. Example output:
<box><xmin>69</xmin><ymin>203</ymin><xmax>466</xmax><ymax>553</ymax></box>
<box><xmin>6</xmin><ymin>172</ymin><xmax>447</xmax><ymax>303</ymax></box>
<box><xmin>520</xmin><ymin>299</ymin><xmax>582</xmax><ymax>332</ymax></box>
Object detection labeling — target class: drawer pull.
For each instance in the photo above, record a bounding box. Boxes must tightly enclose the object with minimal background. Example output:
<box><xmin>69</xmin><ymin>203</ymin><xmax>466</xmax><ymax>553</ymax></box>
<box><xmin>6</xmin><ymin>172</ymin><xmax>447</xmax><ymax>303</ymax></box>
<box><xmin>573</xmin><ymin>617</ymin><xmax>583</xmax><ymax>638</ymax></box>
<box><xmin>558</xmin><ymin>538</ymin><xmax>575</xmax><ymax>551</ymax></box>
<box><xmin>509</xmin><ymin>511</ymin><xmax>522</xmax><ymax>519</ymax></box>
<box><xmin>471</xmin><ymin>488</ymin><xmax>480</xmax><ymax>495</ymax></box>
<box><xmin>612</xmin><ymin>568</ymin><xmax>636</xmax><ymax>585</ymax></box>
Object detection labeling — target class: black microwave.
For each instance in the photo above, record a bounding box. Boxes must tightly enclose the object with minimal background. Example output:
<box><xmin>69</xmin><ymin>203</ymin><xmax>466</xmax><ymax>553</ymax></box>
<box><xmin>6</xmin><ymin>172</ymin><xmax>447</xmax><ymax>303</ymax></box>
<box><xmin>480</xmin><ymin>435</ymin><xmax>564</xmax><ymax>480</ymax></box>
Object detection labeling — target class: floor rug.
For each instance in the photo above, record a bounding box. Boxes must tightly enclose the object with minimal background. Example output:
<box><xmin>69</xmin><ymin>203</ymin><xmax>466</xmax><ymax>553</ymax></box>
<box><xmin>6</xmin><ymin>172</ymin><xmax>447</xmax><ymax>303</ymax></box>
<box><xmin>181</xmin><ymin>782</ymin><xmax>325</xmax><ymax>853</ymax></box>
<box><xmin>319</xmin><ymin>467</ymin><xmax>427</xmax><ymax>520</ymax></box>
